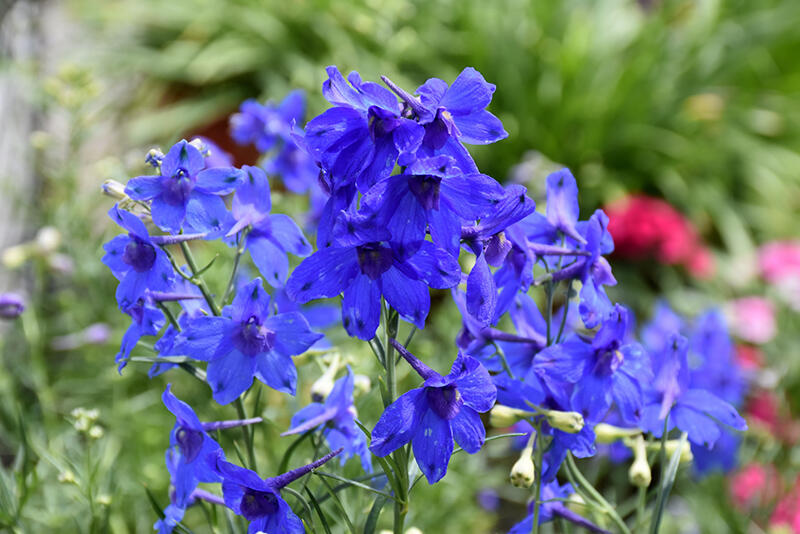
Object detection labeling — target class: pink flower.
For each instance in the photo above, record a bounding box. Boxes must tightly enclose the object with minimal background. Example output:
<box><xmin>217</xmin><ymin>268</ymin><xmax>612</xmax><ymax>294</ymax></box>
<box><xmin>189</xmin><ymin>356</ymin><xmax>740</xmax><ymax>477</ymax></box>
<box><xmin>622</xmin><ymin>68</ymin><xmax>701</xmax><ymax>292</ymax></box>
<box><xmin>729</xmin><ymin>463</ymin><xmax>779</xmax><ymax>509</ymax></box>
<box><xmin>759</xmin><ymin>241</ymin><xmax>800</xmax><ymax>284</ymax></box>
<box><xmin>735</xmin><ymin>344</ymin><xmax>764</xmax><ymax>371</ymax></box>
<box><xmin>771</xmin><ymin>477</ymin><xmax>800</xmax><ymax>533</ymax></box>
<box><xmin>727</xmin><ymin>297</ymin><xmax>776</xmax><ymax>344</ymax></box>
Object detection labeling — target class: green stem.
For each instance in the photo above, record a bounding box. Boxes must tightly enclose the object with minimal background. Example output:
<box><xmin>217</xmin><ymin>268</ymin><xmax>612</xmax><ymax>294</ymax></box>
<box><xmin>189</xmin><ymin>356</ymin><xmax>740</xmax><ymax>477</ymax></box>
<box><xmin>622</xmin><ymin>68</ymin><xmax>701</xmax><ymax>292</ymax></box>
<box><xmin>235</xmin><ymin>399</ymin><xmax>257</xmax><ymax>471</ymax></box>
<box><xmin>221</xmin><ymin>232</ymin><xmax>246</xmax><ymax>305</ymax></box>
<box><xmin>382</xmin><ymin>303</ymin><xmax>406</xmax><ymax>534</ymax></box>
<box><xmin>565</xmin><ymin>453</ymin><xmax>631</xmax><ymax>534</ymax></box>
<box><xmin>545</xmin><ymin>281</ymin><xmax>554</xmax><ymax>346</ymax></box>
<box><xmin>531</xmin><ymin>423</ymin><xmax>543</xmax><ymax>534</ymax></box>
<box><xmin>554</xmin><ymin>279</ymin><xmax>573</xmax><ymax>344</ymax></box>
<box><xmin>180</xmin><ymin>241</ymin><xmax>222</xmax><ymax>316</ymax></box>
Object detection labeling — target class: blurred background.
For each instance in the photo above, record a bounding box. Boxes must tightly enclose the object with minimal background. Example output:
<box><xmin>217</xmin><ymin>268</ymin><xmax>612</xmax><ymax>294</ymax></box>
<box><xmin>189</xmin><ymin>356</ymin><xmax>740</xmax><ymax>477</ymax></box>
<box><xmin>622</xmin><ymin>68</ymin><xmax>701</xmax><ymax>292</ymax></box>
<box><xmin>1</xmin><ymin>0</ymin><xmax>799</xmax><ymax>532</ymax></box>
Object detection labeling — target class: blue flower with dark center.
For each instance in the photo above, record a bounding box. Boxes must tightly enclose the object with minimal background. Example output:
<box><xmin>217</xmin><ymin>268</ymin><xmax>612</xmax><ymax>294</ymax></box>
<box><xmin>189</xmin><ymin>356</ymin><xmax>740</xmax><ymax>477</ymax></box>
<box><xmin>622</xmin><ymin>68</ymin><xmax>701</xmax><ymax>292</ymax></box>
<box><xmin>172</xmin><ymin>278</ymin><xmax>322</xmax><ymax>404</ymax></box>
<box><xmin>303</xmin><ymin>66</ymin><xmax>423</xmax><ymax>193</ymax></box>
<box><xmin>369</xmin><ymin>341</ymin><xmax>496</xmax><ymax>484</ymax></box>
<box><xmin>639</xmin><ymin>334</ymin><xmax>747</xmax><ymax>447</ymax></box>
<box><xmin>535</xmin><ymin>305</ymin><xmax>651</xmax><ymax>424</ymax></box>
<box><xmin>161</xmin><ymin>385</ymin><xmax>223</xmax><ymax>508</ymax></box>
<box><xmin>215</xmin><ymin>449</ymin><xmax>341</xmax><ymax>534</ymax></box>
<box><xmin>383</xmin><ymin>68</ymin><xmax>507</xmax><ymax>174</ymax></box>
<box><xmin>282</xmin><ymin>367</ymin><xmax>371</xmax><ymax>472</ymax></box>
<box><xmin>103</xmin><ymin>205</ymin><xmax>174</xmax><ymax>309</ymax></box>
<box><xmin>286</xmin><ymin>212</ymin><xmax>460</xmax><ymax>340</ymax></box>
<box><xmin>125</xmin><ymin>140</ymin><xmax>244</xmax><ymax>235</ymax></box>
<box><xmin>361</xmin><ymin>155</ymin><xmax>507</xmax><ymax>258</ymax></box>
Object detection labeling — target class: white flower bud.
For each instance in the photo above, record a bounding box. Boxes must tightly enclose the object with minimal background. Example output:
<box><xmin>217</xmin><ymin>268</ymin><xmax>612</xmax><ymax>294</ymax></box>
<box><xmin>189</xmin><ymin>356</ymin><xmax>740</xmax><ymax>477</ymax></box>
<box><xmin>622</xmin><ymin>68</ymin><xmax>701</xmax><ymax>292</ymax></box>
<box><xmin>510</xmin><ymin>453</ymin><xmax>535</xmax><ymax>488</ymax></box>
<box><xmin>2</xmin><ymin>244</ymin><xmax>31</xmax><ymax>269</ymax></box>
<box><xmin>628</xmin><ymin>435</ymin><xmax>651</xmax><ymax>488</ymax></box>
<box><xmin>353</xmin><ymin>374</ymin><xmax>371</xmax><ymax>397</ymax></box>
<box><xmin>594</xmin><ymin>423</ymin><xmax>641</xmax><ymax>444</ymax></box>
<box><xmin>102</xmin><ymin>179</ymin><xmax>128</xmax><ymax>200</ymax></box>
<box><xmin>35</xmin><ymin>227</ymin><xmax>61</xmax><ymax>254</ymax></box>
<box><xmin>310</xmin><ymin>353</ymin><xmax>341</xmax><ymax>402</ymax></box>
<box><xmin>489</xmin><ymin>404</ymin><xmax>532</xmax><ymax>428</ymax></box>
<box><xmin>88</xmin><ymin>426</ymin><xmax>104</xmax><ymax>440</ymax></box>
<box><xmin>543</xmin><ymin>409</ymin><xmax>584</xmax><ymax>434</ymax></box>
<box><xmin>58</xmin><ymin>470</ymin><xmax>77</xmax><ymax>484</ymax></box>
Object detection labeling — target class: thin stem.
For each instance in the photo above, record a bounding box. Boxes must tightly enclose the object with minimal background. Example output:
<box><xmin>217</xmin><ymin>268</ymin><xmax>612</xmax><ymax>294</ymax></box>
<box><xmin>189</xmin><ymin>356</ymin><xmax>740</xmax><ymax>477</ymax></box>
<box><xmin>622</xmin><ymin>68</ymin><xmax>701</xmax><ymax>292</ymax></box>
<box><xmin>555</xmin><ymin>279</ymin><xmax>573</xmax><ymax>344</ymax></box>
<box><xmin>382</xmin><ymin>302</ymin><xmax>406</xmax><ymax>534</ymax></box>
<box><xmin>491</xmin><ymin>340</ymin><xmax>515</xmax><ymax>380</ymax></box>
<box><xmin>565</xmin><ymin>453</ymin><xmax>631</xmax><ymax>534</ymax></box>
<box><xmin>545</xmin><ymin>281</ymin><xmax>555</xmax><ymax>346</ymax></box>
<box><xmin>235</xmin><ymin>399</ymin><xmax>257</xmax><ymax>471</ymax></box>
<box><xmin>531</xmin><ymin>423</ymin><xmax>543</xmax><ymax>534</ymax></box>
<box><xmin>180</xmin><ymin>241</ymin><xmax>222</xmax><ymax>316</ymax></box>
<box><xmin>636</xmin><ymin>485</ymin><xmax>647</xmax><ymax>530</ymax></box>
<box><xmin>221</xmin><ymin>232</ymin><xmax>247</xmax><ymax>305</ymax></box>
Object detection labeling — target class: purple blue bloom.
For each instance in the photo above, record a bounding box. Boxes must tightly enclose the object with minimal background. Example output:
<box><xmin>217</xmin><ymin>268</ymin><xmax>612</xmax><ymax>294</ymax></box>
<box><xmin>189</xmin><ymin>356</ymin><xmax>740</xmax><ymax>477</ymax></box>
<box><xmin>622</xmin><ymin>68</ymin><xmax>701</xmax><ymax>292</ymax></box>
<box><xmin>0</xmin><ymin>293</ymin><xmax>25</xmax><ymax>319</ymax></box>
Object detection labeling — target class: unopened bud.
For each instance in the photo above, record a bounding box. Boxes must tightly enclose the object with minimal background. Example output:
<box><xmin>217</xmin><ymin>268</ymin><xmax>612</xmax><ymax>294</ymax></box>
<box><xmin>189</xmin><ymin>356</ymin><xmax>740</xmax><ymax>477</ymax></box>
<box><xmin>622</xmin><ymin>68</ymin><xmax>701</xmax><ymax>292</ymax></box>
<box><xmin>96</xmin><ymin>494</ymin><xmax>111</xmax><ymax>506</ymax></box>
<box><xmin>88</xmin><ymin>426</ymin><xmax>104</xmax><ymax>439</ymax></box>
<box><xmin>102</xmin><ymin>179</ymin><xmax>128</xmax><ymax>200</ymax></box>
<box><xmin>310</xmin><ymin>353</ymin><xmax>341</xmax><ymax>402</ymax></box>
<box><xmin>405</xmin><ymin>528</ymin><xmax>422</xmax><ymax>534</ymax></box>
<box><xmin>2</xmin><ymin>244</ymin><xmax>31</xmax><ymax>268</ymax></box>
<box><xmin>58</xmin><ymin>470</ymin><xmax>77</xmax><ymax>484</ymax></box>
<box><xmin>566</xmin><ymin>492</ymin><xmax>588</xmax><ymax>514</ymax></box>
<box><xmin>628</xmin><ymin>435</ymin><xmax>651</xmax><ymax>488</ymax></box>
<box><xmin>642</xmin><ymin>439</ymin><xmax>693</xmax><ymax>464</ymax></box>
<box><xmin>594</xmin><ymin>423</ymin><xmax>641</xmax><ymax>444</ymax></box>
<box><xmin>490</xmin><ymin>404</ymin><xmax>533</xmax><ymax>428</ymax></box>
<box><xmin>145</xmin><ymin>148</ymin><xmax>164</xmax><ymax>169</ymax></box>
<box><xmin>543</xmin><ymin>409</ymin><xmax>584</xmax><ymax>434</ymax></box>
<box><xmin>35</xmin><ymin>227</ymin><xmax>61</xmax><ymax>254</ymax></box>
<box><xmin>510</xmin><ymin>434</ymin><xmax>536</xmax><ymax>488</ymax></box>
<box><xmin>353</xmin><ymin>374</ymin><xmax>371</xmax><ymax>397</ymax></box>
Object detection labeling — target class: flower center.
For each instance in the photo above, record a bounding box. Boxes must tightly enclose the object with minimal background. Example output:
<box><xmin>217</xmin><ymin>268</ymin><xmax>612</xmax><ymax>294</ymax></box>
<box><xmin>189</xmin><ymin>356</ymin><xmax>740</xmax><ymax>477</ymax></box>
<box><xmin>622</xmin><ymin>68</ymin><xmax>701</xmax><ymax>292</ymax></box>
<box><xmin>368</xmin><ymin>106</ymin><xmax>400</xmax><ymax>140</ymax></box>
<box><xmin>175</xmin><ymin>425</ymin><xmax>205</xmax><ymax>462</ymax></box>
<box><xmin>241</xmin><ymin>489</ymin><xmax>279</xmax><ymax>520</ymax></box>
<box><xmin>162</xmin><ymin>166</ymin><xmax>195</xmax><ymax>205</ymax></box>
<box><xmin>235</xmin><ymin>315</ymin><xmax>276</xmax><ymax>356</ymax></box>
<box><xmin>595</xmin><ymin>349</ymin><xmax>624</xmax><ymax>376</ymax></box>
<box><xmin>423</xmin><ymin>108</ymin><xmax>458</xmax><ymax>150</ymax></box>
<box><xmin>426</xmin><ymin>384</ymin><xmax>463</xmax><ymax>420</ymax></box>
<box><xmin>122</xmin><ymin>238</ymin><xmax>157</xmax><ymax>272</ymax></box>
<box><xmin>356</xmin><ymin>243</ymin><xmax>394</xmax><ymax>280</ymax></box>
<box><xmin>408</xmin><ymin>175</ymin><xmax>442</xmax><ymax>211</ymax></box>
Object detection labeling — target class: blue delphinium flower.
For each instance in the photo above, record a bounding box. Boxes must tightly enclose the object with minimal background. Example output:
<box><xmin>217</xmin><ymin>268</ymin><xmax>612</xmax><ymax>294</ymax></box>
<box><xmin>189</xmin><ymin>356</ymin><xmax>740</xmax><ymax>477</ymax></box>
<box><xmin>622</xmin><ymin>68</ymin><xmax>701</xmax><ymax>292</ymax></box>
<box><xmin>282</xmin><ymin>367</ymin><xmax>371</xmax><ymax>472</ymax></box>
<box><xmin>286</xmin><ymin>213</ymin><xmax>460</xmax><ymax>340</ymax></box>
<box><xmin>215</xmin><ymin>449</ymin><xmax>342</xmax><ymax>534</ymax></box>
<box><xmin>115</xmin><ymin>292</ymin><xmax>164</xmax><ymax>372</ymax></box>
<box><xmin>360</xmin><ymin>155</ymin><xmax>507</xmax><ymax>258</ymax></box>
<box><xmin>172</xmin><ymin>278</ymin><xmax>322</xmax><ymax>404</ymax></box>
<box><xmin>125</xmin><ymin>140</ymin><xmax>245</xmax><ymax>234</ymax></box>
<box><xmin>230</xmin><ymin>90</ymin><xmax>305</xmax><ymax>153</ymax></box>
<box><xmin>226</xmin><ymin>165</ymin><xmax>312</xmax><ymax>287</ymax></box>
<box><xmin>508</xmin><ymin>480</ymin><xmax>609</xmax><ymax>534</ymax></box>
<box><xmin>369</xmin><ymin>341</ymin><xmax>496</xmax><ymax>483</ymax></box>
<box><xmin>536</xmin><ymin>304</ymin><xmax>650</xmax><ymax>425</ymax></box>
<box><xmin>0</xmin><ymin>293</ymin><xmax>25</xmax><ymax>319</ymax></box>
<box><xmin>639</xmin><ymin>334</ymin><xmax>747</xmax><ymax>447</ymax></box>
<box><xmin>161</xmin><ymin>385</ymin><xmax>224</xmax><ymax>507</ymax></box>
<box><xmin>103</xmin><ymin>204</ymin><xmax>174</xmax><ymax>309</ymax></box>
<box><xmin>383</xmin><ymin>67</ymin><xmax>507</xmax><ymax>174</ymax></box>
<box><xmin>304</xmin><ymin>66</ymin><xmax>424</xmax><ymax>192</ymax></box>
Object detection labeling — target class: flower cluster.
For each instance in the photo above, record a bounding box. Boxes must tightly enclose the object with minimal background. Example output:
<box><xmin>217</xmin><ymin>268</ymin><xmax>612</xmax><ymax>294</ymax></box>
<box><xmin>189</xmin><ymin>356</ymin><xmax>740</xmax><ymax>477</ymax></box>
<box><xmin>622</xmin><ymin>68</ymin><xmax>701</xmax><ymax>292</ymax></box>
<box><xmin>101</xmin><ymin>66</ymin><xmax>751</xmax><ymax>534</ymax></box>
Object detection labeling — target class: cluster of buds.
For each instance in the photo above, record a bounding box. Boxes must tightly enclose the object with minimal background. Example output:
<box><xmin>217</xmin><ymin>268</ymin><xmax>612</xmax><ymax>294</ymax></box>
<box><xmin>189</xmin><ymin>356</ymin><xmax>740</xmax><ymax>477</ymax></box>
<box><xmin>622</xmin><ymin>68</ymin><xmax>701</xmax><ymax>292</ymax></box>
<box><xmin>70</xmin><ymin>407</ymin><xmax>103</xmax><ymax>439</ymax></box>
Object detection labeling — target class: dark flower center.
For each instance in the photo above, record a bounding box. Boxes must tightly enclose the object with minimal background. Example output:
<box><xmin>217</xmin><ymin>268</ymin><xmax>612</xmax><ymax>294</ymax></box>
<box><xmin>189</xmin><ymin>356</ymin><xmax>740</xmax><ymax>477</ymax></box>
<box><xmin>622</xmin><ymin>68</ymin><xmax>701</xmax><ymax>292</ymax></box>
<box><xmin>175</xmin><ymin>425</ymin><xmax>205</xmax><ymax>462</ymax></box>
<box><xmin>162</xmin><ymin>166</ymin><xmax>195</xmax><ymax>205</ymax></box>
<box><xmin>235</xmin><ymin>315</ymin><xmax>276</xmax><ymax>356</ymax></box>
<box><xmin>408</xmin><ymin>175</ymin><xmax>442</xmax><ymax>211</ymax></box>
<box><xmin>368</xmin><ymin>106</ymin><xmax>400</xmax><ymax>140</ymax></box>
<box><xmin>240</xmin><ymin>489</ymin><xmax>279</xmax><ymax>520</ymax></box>
<box><xmin>356</xmin><ymin>243</ymin><xmax>394</xmax><ymax>280</ymax></box>
<box><xmin>426</xmin><ymin>384</ymin><xmax>462</xmax><ymax>420</ymax></box>
<box><xmin>122</xmin><ymin>238</ymin><xmax>157</xmax><ymax>272</ymax></box>
<box><xmin>595</xmin><ymin>349</ymin><xmax>624</xmax><ymax>376</ymax></box>
<box><xmin>423</xmin><ymin>108</ymin><xmax>458</xmax><ymax>150</ymax></box>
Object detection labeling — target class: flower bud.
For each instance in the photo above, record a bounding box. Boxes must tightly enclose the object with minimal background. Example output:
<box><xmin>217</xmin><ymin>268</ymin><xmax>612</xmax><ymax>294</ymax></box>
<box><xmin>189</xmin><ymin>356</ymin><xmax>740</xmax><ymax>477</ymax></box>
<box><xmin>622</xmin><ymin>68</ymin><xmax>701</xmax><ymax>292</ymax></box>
<box><xmin>628</xmin><ymin>435</ymin><xmax>651</xmax><ymax>488</ymax></box>
<box><xmin>145</xmin><ymin>148</ymin><xmax>164</xmax><ymax>169</ymax></box>
<box><xmin>405</xmin><ymin>528</ymin><xmax>423</xmax><ymax>534</ymax></box>
<box><xmin>35</xmin><ymin>227</ymin><xmax>61</xmax><ymax>254</ymax></box>
<box><xmin>489</xmin><ymin>404</ymin><xmax>533</xmax><ymax>428</ymax></box>
<box><xmin>2</xmin><ymin>244</ymin><xmax>31</xmax><ymax>268</ymax></box>
<box><xmin>543</xmin><ymin>409</ymin><xmax>584</xmax><ymax>434</ymax></box>
<box><xmin>58</xmin><ymin>470</ymin><xmax>77</xmax><ymax>484</ymax></box>
<box><xmin>88</xmin><ymin>426</ymin><xmax>104</xmax><ymax>440</ymax></box>
<box><xmin>0</xmin><ymin>293</ymin><xmax>25</xmax><ymax>319</ymax></box>
<box><xmin>310</xmin><ymin>353</ymin><xmax>341</xmax><ymax>402</ymax></box>
<box><xmin>594</xmin><ymin>423</ymin><xmax>641</xmax><ymax>444</ymax></box>
<box><xmin>510</xmin><ymin>453</ymin><xmax>535</xmax><ymax>488</ymax></box>
<box><xmin>642</xmin><ymin>439</ymin><xmax>693</xmax><ymax>464</ymax></box>
<box><xmin>102</xmin><ymin>179</ymin><xmax>127</xmax><ymax>200</ymax></box>
<box><xmin>353</xmin><ymin>374</ymin><xmax>371</xmax><ymax>397</ymax></box>
<box><xmin>96</xmin><ymin>494</ymin><xmax>111</xmax><ymax>506</ymax></box>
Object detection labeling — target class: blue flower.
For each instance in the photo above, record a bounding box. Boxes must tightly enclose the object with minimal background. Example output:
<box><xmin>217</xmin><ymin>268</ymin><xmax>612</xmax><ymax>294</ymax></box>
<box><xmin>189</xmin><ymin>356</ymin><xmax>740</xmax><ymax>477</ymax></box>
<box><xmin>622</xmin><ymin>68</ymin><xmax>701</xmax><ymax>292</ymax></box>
<box><xmin>639</xmin><ymin>334</ymin><xmax>747</xmax><ymax>447</ymax></box>
<box><xmin>0</xmin><ymin>293</ymin><xmax>25</xmax><ymax>319</ymax></box>
<box><xmin>361</xmin><ymin>155</ymin><xmax>507</xmax><ymax>258</ymax></box>
<box><xmin>161</xmin><ymin>385</ymin><xmax>223</xmax><ymax>508</ymax></box>
<box><xmin>369</xmin><ymin>341</ymin><xmax>496</xmax><ymax>483</ymax></box>
<box><xmin>304</xmin><ymin>66</ymin><xmax>424</xmax><ymax>193</ymax></box>
<box><xmin>230</xmin><ymin>90</ymin><xmax>305</xmax><ymax>153</ymax></box>
<box><xmin>172</xmin><ymin>278</ymin><xmax>322</xmax><ymax>404</ymax></box>
<box><xmin>115</xmin><ymin>293</ymin><xmax>165</xmax><ymax>372</ymax></box>
<box><xmin>286</xmin><ymin>213</ymin><xmax>460</xmax><ymax>340</ymax></box>
<box><xmin>227</xmin><ymin>165</ymin><xmax>312</xmax><ymax>287</ymax></box>
<box><xmin>384</xmin><ymin>67</ymin><xmax>507</xmax><ymax>174</ymax></box>
<box><xmin>125</xmin><ymin>140</ymin><xmax>245</xmax><ymax>234</ymax></box>
<box><xmin>536</xmin><ymin>305</ymin><xmax>651</xmax><ymax>424</ymax></box>
<box><xmin>103</xmin><ymin>205</ymin><xmax>174</xmax><ymax>309</ymax></box>
<box><xmin>215</xmin><ymin>449</ymin><xmax>342</xmax><ymax>534</ymax></box>
<box><xmin>282</xmin><ymin>367</ymin><xmax>371</xmax><ymax>472</ymax></box>
<box><xmin>508</xmin><ymin>480</ymin><xmax>609</xmax><ymax>534</ymax></box>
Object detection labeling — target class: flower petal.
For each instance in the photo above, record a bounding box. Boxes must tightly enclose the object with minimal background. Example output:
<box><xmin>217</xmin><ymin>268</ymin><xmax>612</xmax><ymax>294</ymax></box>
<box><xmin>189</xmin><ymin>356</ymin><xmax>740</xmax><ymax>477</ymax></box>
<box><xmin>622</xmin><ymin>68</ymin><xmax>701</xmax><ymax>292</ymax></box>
<box><xmin>450</xmin><ymin>407</ymin><xmax>485</xmax><ymax>454</ymax></box>
<box><xmin>369</xmin><ymin>388</ymin><xmax>426</xmax><ymax>457</ymax></box>
<box><xmin>412</xmin><ymin>408</ymin><xmax>453</xmax><ymax>484</ymax></box>
<box><xmin>285</xmin><ymin>246</ymin><xmax>360</xmax><ymax>303</ymax></box>
<box><xmin>206</xmin><ymin>349</ymin><xmax>256</xmax><ymax>404</ymax></box>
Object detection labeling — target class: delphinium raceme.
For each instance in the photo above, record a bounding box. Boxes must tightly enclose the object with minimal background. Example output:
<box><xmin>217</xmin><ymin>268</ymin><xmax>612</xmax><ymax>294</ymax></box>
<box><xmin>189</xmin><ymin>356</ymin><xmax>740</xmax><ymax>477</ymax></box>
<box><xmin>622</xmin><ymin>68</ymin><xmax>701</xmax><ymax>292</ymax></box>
<box><xmin>101</xmin><ymin>68</ymin><xmax>748</xmax><ymax>534</ymax></box>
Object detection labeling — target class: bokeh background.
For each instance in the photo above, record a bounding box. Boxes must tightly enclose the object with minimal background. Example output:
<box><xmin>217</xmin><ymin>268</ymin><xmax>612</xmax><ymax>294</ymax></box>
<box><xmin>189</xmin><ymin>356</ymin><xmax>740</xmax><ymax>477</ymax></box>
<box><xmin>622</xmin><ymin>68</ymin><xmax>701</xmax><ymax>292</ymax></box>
<box><xmin>1</xmin><ymin>0</ymin><xmax>799</xmax><ymax>532</ymax></box>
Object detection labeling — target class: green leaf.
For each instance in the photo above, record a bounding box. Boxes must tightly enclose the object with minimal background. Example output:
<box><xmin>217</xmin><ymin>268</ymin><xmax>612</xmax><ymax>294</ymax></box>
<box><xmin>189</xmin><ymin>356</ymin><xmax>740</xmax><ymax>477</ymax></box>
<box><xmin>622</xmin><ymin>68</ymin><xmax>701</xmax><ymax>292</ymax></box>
<box><xmin>363</xmin><ymin>495</ymin><xmax>389</xmax><ymax>534</ymax></box>
<box><xmin>304</xmin><ymin>487</ymin><xmax>332</xmax><ymax>534</ymax></box>
<box><xmin>649</xmin><ymin>432</ymin><xmax>688</xmax><ymax>534</ymax></box>
<box><xmin>315</xmin><ymin>475</ymin><xmax>356</xmax><ymax>534</ymax></box>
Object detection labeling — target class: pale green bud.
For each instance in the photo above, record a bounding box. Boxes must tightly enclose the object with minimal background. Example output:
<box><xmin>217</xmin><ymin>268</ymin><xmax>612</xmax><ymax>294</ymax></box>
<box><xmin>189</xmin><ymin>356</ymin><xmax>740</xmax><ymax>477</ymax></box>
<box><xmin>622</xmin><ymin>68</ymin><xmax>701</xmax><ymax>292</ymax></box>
<box><xmin>594</xmin><ymin>423</ymin><xmax>641</xmax><ymax>444</ymax></box>
<box><xmin>628</xmin><ymin>435</ymin><xmax>651</xmax><ymax>488</ymax></box>
<box><xmin>489</xmin><ymin>404</ymin><xmax>533</xmax><ymax>428</ymax></box>
<box><xmin>542</xmin><ymin>409</ymin><xmax>584</xmax><ymax>434</ymax></box>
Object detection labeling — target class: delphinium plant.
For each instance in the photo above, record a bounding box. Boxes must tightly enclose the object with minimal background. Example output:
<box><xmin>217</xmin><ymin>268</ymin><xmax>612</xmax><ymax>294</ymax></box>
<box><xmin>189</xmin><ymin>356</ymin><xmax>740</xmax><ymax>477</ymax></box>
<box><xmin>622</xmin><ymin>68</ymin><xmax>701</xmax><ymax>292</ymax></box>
<box><xmin>102</xmin><ymin>66</ymin><xmax>748</xmax><ymax>533</ymax></box>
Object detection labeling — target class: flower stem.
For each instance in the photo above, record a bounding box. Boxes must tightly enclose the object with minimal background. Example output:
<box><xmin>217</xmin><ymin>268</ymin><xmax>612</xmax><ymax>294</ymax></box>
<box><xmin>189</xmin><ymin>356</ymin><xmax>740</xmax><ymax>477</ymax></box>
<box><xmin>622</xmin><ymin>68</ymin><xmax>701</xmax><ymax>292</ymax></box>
<box><xmin>382</xmin><ymin>303</ymin><xmax>407</xmax><ymax>534</ymax></box>
<box><xmin>179</xmin><ymin>241</ymin><xmax>221</xmax><ymax>316</ymax></box>
<box><xmin>221</xmin><ymin>231</ymin><xmax>247</xmax><ymax>305</ymax></box>
<box><xmin>531</xmin><ymin>423</ymin><xmax>542</xmax><ymax>534</ymax></box>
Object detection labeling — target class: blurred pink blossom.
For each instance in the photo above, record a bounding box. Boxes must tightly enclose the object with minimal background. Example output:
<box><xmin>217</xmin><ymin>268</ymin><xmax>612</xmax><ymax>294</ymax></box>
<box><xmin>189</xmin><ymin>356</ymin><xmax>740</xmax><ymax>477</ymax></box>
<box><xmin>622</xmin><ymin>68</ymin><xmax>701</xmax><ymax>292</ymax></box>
<box><xmin>727</xmin><ymin>296</ymin><xmax>776</xmax><ymax>344</ymax></box>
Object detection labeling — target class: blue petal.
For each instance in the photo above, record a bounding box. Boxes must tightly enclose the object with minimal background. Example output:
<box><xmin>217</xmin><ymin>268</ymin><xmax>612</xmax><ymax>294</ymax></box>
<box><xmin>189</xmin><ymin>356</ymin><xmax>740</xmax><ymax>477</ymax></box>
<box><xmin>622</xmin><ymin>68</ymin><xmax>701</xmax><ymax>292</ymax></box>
<box><xmin>265</xmin><ymin>312</ymin><xmax>323</xmax><ymax>355</ymax></box>
<box><xmin>232</xmin><ymin>165</ymin><xmax>271</xmax><ymax>217</ymax></box>
<box><xmin>405</xmin><ymin>241</ymin><xmax>461</xmax><ymax>289</ymax></box>
<box><xmin>571</xmin><ymin>373</ymin><xmax>611</xmax><ymax>423</ymax></box>
<box><xmin>381</xmin><ymin>267</ymin><xmax>429</xmax><ymax>330</ymax></box>
<box><xmin>611</xmin><ymin>371</ymin><xmax>644</xmax><ymax>425</ymax></box>
<box><xmin>440</xmin><ymin>67</ymin><xmax>495</xmax><ymax>114</ymax></box>
<box><xmin>264</xmin><ymin>498</ymin><xmax>304</xmax><ymax>534</ymax></box>
<box><xmin>284</xmin><ymin>403</ymin><xmax>336</xmax><ymax>436</ymax></box>
<box><xmin>206</xmin><ymin>349</ymin><xmax>256</xmax><ymax>404</ymax></box>
<box><xmin>115</xmin><ymin>272</ymin><xmax>150</xmax><ymax>309</ymax></box>
<box><xmin>173</xmin><ymin>316</ymin><xmax>229</xmax><ymax>361</ymax></box>
<box><xmin>278</xmin><ymin>89</ymin><xmax>306</xmax><ymax>123</ymax></box>
<box><xmin>109</xmin><ymin>204</ymin><xmax>150</xmax><ymax>239</ymax></box>
<box><xmin>426</xmin><ymin>208</ymin><xmax>462</xmax><ymax>260</ymax></box>
<box><xmin>125</xmin><ymin>175</ymin><xmax>163</xmax><ymax>200</ymax></box>
<box><xmin>102</xmin><ymin>235</ymin><xmax>130</xmax><ymax>279</ymax></box>
<box><xmin>184</xmin><ymin>193</ymin><xmax>231</xmax><ymax>237</ymax></box>
<box><xmin>285</xmin><ymin>246</ymin><xmax>359</xmax><ymax>303</ymax></box>
<box><xmin>370</xmin><ymin>388</ymin><xmax>426</xmax><ymax>456</ymax></box>
<box><xmin>162</xmin><ymin>384</ymin><xmax>203</xmax><ymax>430</ymax></box>
<box><xmin>247</xmin><ymin>235</ymin><xmax>289</xmax><ymax>288</ymax></box>
<box><xmin>230</xmin><ymin>278</ymin><xmax>271</xmax><ymax>323</ymax></box>
<box><xmin>532</xmin><ymin>337</ymin><xmax>591</xmax><ymax>384</ymax></box>
<box><xmin>416</xmin><ymin>77</ymin><xmax>448</xmax><ymax>117</ymax></box>
<box><xmin>162</xmin><ymin>140</ymin><xmax>204</xmax><ymax>177</ymax></box>
<box><xmin>254</xmin><ymin>350</ymin><xmax>297</xmax><ymax>395</ymax></box>
<box><xmin>440</xmin><ymin>173</ymin><xmax>507</xmax><ymax>219</ymax></box>
<box><xmin>151</xmin><ymin>195</ymin><xmax>187</xmax><ymax>234</ymax></box>
<box><xmin>341</xmin><ymin>274</ymin><xmax>381</xmax><ymax>340</ymax></box>
<box><xmin>411</xmin><ymin>408</ymin><xmax>453</xmax><ymax>484</ymax></box>
<box><xmin>672</xmin><ymin>404</ymin><xmax>721</xmax><ymax>447</ymax></box>
<box><xmin>450</xmin><ymin>407</ymin><xmax>485</xmax><ymax>453</ymax></box>
<box><xmin>268</xmin><ymin>214</ymin><xmax>312</xmax><ymax>257</ymax></box>
<box><xmin>545</xmin><ymin>169</ymin><xmax>583</xmax><ymax>243</ymax></box>
<box><xmin>195</xmin><ymin>167</ymin><xmax>245</xmax><ymax>195</ymax></box>
<box><xmin>453</xmin><ymin>109</ymin><xmax>507</xmax><ymax>145</ymax></box>
<box><xmin>466</xmin><ymin>253</ymin><xmax>496</xmax><ymax>326</ymax></box>
<box><xmin>451</xmin><ymin>355</ymin><xmax>496</xmax><ymax>412</ymax></box>
<box><xmin>679</xmin><ymin>389</ymin><xmax>747</xmax><ymax>431</ymax></box>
